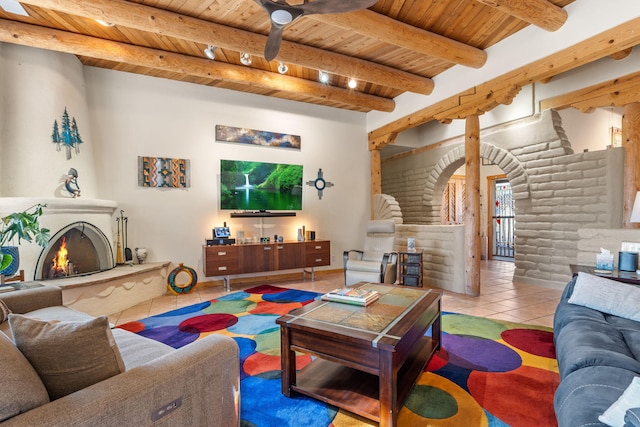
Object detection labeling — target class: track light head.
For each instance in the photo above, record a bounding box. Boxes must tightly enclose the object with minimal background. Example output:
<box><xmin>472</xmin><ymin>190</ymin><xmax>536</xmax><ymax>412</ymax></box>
<box><xmin>240</xmin><ymin>52</ymin><xmax>252</xmax><ymax>66</ymax></box>
<box><xmin>278</xmin><ymin>62</ymin><xmax>288</xmax><ymax>74</ymax></box>
<box><xmin>318</xmin><ymin>71</ymin><xmax>330</xmax><ymax>84</ymax></box>
<box><xmin>204</xmin><ymin>45</ymin><xmax>216</xmax><ymax>60</ymax></box>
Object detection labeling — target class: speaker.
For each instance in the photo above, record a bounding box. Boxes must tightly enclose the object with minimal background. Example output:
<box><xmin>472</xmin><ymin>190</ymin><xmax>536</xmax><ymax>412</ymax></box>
<box><xmin>618</xmin><ymin>251</ymin><xmax>638</xmax><ymax>272</ymax></box>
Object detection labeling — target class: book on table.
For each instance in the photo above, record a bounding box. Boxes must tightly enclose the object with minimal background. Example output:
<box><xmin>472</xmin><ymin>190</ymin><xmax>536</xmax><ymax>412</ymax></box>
<box><xmin>321</xmin><ymin>287</ymin><xmax>380</xmax><ymax>306</ymax></box>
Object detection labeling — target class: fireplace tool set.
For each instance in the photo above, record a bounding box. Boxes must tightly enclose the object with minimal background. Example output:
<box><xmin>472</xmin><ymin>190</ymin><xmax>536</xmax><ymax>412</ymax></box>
<box><xmin>116</xmin><ymin>210</ymin><xmax>133</xmax><ymax>265</ymax></box>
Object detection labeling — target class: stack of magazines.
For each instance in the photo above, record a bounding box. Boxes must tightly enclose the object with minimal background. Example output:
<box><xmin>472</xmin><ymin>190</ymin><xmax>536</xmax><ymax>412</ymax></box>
<box><xmin>321</xmin><ymin>288</ymin><xmax>380</xmax><ymax>306</ymax></box>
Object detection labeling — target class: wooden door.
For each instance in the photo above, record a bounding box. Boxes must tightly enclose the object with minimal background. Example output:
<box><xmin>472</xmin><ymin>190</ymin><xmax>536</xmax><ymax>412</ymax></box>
<box><xmin>441</xmin><ymin>175</ymin><xmax>466</xmax><ymax>224</ymax></box>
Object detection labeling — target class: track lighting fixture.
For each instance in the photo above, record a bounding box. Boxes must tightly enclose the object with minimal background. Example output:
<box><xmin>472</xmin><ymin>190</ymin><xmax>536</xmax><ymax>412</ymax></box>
<box><xmin>348</xmin><ymin>78</ymin><xmax>357</xmax><ymax>89</ymax></box>
<box><xmin>277</xmin><ymin>62</ymin><xmax>288</xmax><ymax>74</ymax></box>
<box><xmin>240</xmin><ymin>53</ymin><xmax>252</xmax><ymax>66</ymax></box>
<box><xmin>318</xmin><ymin>71</ymin><xmax>330</xmax><ymax>84</ymax></box>
<box><xmin>204</xmin><ymin>45</ymin><xmax>216</xmax><ymax>60</ymax></box>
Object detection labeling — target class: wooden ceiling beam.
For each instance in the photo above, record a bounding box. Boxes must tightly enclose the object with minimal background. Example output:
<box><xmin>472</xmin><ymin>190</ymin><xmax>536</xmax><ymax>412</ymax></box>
<box><xmin>19</xmin><ymin>0</ymin><xmax>434</xmax><ymax>96</ymax></box>
<box><xmin>310</xmin><ymin>10</ymin><xmax>487</xmax><ymax>69</ymax></box>
<box><xmin>474</xmin><ymin>0</ymin><xmax>567</xmax><ymax>32</ymax></box>
<box><xmin>0</xmin><ymin>19</ymin><xmax>395</xmax><ymax>112</ymax></box>
<box><xmin>370</xmin><ymin>16</ymin><xmax>640</xmax><ymax>141</ymax></box>
<box><xmin>540</xmin><ymin>71</ymin><xmax>640</xmax><ymax>112</ymax></box>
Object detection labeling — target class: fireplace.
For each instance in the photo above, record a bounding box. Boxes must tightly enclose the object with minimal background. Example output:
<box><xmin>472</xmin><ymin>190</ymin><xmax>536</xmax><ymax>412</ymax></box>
<box><xmin>35</xmin><ymin>221</ymin><xmax>114</xmax><ymax>280</ymax></box>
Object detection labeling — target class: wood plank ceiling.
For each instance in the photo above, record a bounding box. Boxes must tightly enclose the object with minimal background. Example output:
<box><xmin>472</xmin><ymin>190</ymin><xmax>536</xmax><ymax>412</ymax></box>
<box><xmin>0</xmin><ymin>0</ymin><xmax>575</xmax><ymax>115</ymax></box>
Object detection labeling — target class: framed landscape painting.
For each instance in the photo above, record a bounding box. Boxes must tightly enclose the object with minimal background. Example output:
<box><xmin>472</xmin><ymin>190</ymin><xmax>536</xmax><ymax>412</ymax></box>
<box><xmin>216</xmin><ymin>125</ymin><xmax>301</xmax><ymax>150</ymax></box>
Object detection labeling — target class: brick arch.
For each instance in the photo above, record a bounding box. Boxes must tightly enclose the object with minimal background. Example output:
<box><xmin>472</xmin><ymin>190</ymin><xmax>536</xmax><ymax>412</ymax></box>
<box><xmin>422</xmin><ymin>142</ymin><xmax>531</xmax><ymax>223</ymax></box>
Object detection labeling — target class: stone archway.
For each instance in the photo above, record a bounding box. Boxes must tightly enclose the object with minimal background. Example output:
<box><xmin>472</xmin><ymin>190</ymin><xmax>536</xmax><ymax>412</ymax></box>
<box><xmin>421</xmin><ymin>142</ymin><xmax>531</xmax><ymax>224</ymax></box>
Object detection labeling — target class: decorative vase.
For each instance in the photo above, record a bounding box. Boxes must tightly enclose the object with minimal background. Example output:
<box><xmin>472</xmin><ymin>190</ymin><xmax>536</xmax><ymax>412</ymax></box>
<box><xmin>0</xmin><ymin>246</ymin><xmax>20</xmax><ymax>277</ymax></box>
<box><xmin>135</xmin><ymin>247</ymin><xmax>148</xmax><ymax>264</ymax></box>
<box><xmin>297</xmin><ymin>229</ymin><xmax>304</xmax><ymax>242</ymax></box>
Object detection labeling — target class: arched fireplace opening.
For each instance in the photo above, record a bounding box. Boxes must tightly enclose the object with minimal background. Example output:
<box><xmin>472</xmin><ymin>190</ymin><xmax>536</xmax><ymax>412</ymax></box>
<box><xmin>35</xmin><ymin>221</ymin><xmax>115</xmax><ymax>280</ymax></box>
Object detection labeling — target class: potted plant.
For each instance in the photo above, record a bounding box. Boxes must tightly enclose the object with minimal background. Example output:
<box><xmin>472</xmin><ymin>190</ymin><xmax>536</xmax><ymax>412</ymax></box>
<box><xmin>0</xmin><ymin>203</ymin><xmax>51</xmax><ymax>278</ymax></box>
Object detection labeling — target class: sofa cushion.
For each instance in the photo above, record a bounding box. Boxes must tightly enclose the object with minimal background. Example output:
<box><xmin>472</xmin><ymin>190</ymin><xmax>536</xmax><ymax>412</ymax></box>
<box><xmin>555</xmin><ymin>366</ymin><xmax>636</xmax><ymax>427</ymax></box>
<box><xmin>9</xmin><ymin>314</ymin><xmax>125</xmax><ymax>400</ymax></box>
<box><xmin>555</xmin><ymin>318</ymin><xmax>640</xmax><ymax>379</ymax></box>
<box><xmin>1</xmin><ymin>305</ymin><xmax>95</xmax><ymax>340</ymax></box>
<box><xmin>600</xmin><ymin>376</ymin><xmax>640</xmax><ymax>427</ymax></box>
<box><xmin>0</xmin><ymin>332</ymin><xmax>49</xmax><ymax>422</ymax></box>
<box><xmin>568</xmin><ymin>272</ymin><xmax>640</xmax><ymax>322</ymax></box>
<box><xmin>111</xmin><ymin>328</ymin><xmax>174</xmax><ymax>369</ymax></box>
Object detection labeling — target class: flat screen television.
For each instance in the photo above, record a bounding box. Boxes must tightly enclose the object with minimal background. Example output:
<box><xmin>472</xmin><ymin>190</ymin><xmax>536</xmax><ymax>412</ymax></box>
<box><xmin>220</xmin><ymin>159</ymin><xmax>303</xmax><ymax>211</ymax></box>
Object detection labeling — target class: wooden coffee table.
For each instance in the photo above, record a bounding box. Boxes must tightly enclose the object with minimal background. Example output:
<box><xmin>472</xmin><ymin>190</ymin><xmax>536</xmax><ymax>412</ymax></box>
<box><xmin>276</xmin><ymin>282</ymin><xmax>442</xmax><ymax>426</ymax></box>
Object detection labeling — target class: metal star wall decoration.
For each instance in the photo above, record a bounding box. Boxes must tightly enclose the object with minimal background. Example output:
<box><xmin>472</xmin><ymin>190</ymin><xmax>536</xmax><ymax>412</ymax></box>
<box><xmin>306</xmin><ymin>168</ymin><xmax>334</xmax><ymax>200</ymax></box>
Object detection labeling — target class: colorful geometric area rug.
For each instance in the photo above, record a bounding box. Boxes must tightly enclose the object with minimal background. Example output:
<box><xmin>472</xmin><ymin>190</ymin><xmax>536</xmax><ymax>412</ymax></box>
<box><xmin>117</xmin><ymin>285</ymin><xmax>559</xmax><ymax>427</ymax></box>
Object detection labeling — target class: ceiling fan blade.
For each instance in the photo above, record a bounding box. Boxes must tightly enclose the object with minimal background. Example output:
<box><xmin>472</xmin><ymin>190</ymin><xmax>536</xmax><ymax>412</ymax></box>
<box><xmin>264</xmin><ymin>22</ymin><xmax>285</xmax><ymax>61</ymax></box>
<box><xmin>298</xmin><ymin>0</ymin><xmax>379</xmax><ymax>15</ymax></box>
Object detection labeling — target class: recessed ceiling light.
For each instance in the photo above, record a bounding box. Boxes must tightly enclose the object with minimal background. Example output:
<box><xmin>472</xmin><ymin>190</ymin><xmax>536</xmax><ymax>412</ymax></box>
<box><xmin>319</xmin><ymin>71</ymin><xmax>330</xmax><ymax>84</ymax></box>
<box><xmin>204</xmin><ymin>45</ymin><xmax>216</xmax><ymax>60</ymax></box>
<box><xmin>278</xmin><ymin>62</ymin><xmax>288</xmax><ymax>74</ymax></box>
<box><xmin>348</xmin><ymin>78</ymin><xmax>357</xmax><ymax>89</ymax></box>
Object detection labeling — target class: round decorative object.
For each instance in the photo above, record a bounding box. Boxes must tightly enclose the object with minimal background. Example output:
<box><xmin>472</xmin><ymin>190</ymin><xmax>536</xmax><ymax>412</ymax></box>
<box><xmin>314</xmin><ymin>177</ymin><xmax>326</xmax><ymax>191</ymax></box>
<box><xmin>167</xmin><ymin>263</ymin><xmax>198</xmax><ymax>295</ymax></box>
<box><xmin>0</xmin><ymin>246</ymin><xmax>20</xmax><ymax>277</ymax></box>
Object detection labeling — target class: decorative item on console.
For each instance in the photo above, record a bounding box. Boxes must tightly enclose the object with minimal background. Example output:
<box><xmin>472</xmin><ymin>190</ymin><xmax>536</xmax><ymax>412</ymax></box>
<box><xmin>207</xmin><ymin>223</ymin><xmax>236</xmax><ymax>246</ymax></box>
<box><xmin>135</xmin><ymin>247</ymin><xmax>148</xmax><ymax>264</ymax></box>
<box><xmin>595</xmin><ymin>247</ymin><xmax>614</xmax><ymax>273</ymax></box>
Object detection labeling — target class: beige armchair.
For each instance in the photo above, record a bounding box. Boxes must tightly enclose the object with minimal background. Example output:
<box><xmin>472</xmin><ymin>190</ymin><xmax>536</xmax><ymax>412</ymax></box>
<box><xmin>343</xmin><ymin>220</ymin><xmax>398</xmax><ymax>286</ymax></box>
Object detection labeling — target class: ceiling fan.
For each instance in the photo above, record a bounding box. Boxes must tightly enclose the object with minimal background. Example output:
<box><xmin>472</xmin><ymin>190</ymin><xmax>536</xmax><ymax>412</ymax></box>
<box><xmin>254</xmin><ymin>0</ymin><xmax>379</xmax><ymax>61</ymax></box>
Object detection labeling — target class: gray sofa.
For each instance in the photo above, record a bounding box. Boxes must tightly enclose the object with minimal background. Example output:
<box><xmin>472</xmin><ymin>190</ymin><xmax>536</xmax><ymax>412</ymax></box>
<box><xmin>554</xmin><ymin>274</ymin><xmax>640</xmax><ymax>427</ymax></box>
<box><xmin>0</xmin><ymin>286</ymin><xmax>240</xmax><ymax>426</ymax></box>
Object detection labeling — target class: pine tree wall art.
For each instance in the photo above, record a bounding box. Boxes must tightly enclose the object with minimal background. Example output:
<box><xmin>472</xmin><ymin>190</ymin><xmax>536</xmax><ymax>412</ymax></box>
<box><xmin>51</xmin><ymin>108</ymin><xmax>84</xmax><ymax>160</ymax></box>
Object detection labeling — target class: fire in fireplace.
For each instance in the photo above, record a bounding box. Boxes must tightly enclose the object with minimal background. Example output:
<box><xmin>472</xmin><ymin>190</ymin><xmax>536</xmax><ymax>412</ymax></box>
<box><xmin>35</xmin><ymin>221</ymin><xmax>115</xmax><ymax>280</ymax></box>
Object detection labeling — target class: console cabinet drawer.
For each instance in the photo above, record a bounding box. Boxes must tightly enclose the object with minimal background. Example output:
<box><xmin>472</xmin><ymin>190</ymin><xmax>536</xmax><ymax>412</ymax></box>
<box><xmin>204</xmin><ymin>246</ymin><xmax>240</xmax><ymax>275</ymax></box>
<box><xmin>304</xmin><ymin>241</ymin><xmax>331</xmax><ymax>267</ymax></box>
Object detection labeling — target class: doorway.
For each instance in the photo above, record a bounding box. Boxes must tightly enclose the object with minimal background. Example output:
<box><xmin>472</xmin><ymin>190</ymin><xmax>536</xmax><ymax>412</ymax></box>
<box><xmin>487</xmin><ymin>175</ymin><xmax>515</xmax><ymax>261</ymax></box>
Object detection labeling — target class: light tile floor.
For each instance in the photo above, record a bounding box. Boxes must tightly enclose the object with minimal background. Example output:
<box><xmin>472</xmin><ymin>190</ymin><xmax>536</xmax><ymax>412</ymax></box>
<box><xmin>109</xmin><ymin>260</ymin><xmax>563</xmax><ymax>328</ymax></box>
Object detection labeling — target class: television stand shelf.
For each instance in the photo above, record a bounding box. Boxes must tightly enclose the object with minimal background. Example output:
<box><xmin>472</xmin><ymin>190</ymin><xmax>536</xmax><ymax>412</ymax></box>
<box><xmin>230</xmin><ymin>212</ymin><xmax>296</xmax><ymax>218</ymax></box>
<box><xmin>203</xmin><ymin>240</ymin><xmax>331</xmax><ymax>291</ymax></box>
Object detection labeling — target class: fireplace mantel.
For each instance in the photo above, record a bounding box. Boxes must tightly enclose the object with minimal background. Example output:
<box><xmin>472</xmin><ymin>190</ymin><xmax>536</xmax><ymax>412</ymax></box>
<box><xmin>0</xmin><ymin>197</ymin><xmax>117</xmax><ymax>215</ymax></box>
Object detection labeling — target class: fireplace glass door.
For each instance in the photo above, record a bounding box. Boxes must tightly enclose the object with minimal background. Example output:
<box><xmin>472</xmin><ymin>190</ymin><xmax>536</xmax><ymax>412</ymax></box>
<box><xmin>35</xmin><ymin>222</ymin><xmax>114</xmax><ymax>280</ymax></box>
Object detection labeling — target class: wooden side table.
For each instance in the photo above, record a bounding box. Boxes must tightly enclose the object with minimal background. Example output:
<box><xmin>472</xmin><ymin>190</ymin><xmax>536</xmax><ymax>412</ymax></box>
<box><xmin>398</xmin><ymin>251</ymin><xmax>423</xmax><ymax>287</ymax></box>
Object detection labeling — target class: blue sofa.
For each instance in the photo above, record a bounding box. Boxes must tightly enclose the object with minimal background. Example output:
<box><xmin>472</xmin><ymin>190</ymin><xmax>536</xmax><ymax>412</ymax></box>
<box><xmin>554</xmin><ymin>274</ymin><xmax>640</xmax><ymax>427</ymax></box>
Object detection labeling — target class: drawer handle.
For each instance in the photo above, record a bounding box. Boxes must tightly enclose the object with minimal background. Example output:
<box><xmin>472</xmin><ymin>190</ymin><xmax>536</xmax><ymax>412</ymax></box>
<box><xmin>218</xmin><ymin>251</ymin><xmax>226</xmax><ymax>256</ymax></box>
<box><xmin>277</xmin><ymin>246</ymin><xmax>284</xmax><ymax>249</ymax></box>
<box><xmin>315</xmin><ymin>258</ymin><xmax>322</xmax><ymax>262</ymax></box>
<box><xmin>264</xmin><ymin>247</ymin><xmax>271</xmax><ymax>251</ymax></box>
<box><xmin>314</xmin><ymin>245</ymin><xmax>322</xmax><ymax>249</ymax></box>
<box><xmin>218</xmin><ymin>266</ymin><xmax>227</xmax><ymax>271</ymax></box>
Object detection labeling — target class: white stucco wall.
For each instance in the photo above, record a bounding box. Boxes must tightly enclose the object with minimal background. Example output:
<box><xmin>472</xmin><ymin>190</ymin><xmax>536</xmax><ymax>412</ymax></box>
<box><xmin>83</xmin><ymin>66</ymin><xmax>370</xmax><ymax>279</ymax></box>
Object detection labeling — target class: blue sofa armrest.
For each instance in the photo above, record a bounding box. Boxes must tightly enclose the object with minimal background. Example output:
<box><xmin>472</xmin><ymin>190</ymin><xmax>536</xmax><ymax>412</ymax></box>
<box><xmin>625</xmin><ymin>408</ymin><xmax>640</xmax><ymax>427</ymax></box>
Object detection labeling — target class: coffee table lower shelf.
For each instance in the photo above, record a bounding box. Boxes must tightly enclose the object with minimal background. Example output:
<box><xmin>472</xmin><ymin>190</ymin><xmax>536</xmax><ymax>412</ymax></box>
<box><xmin>290</xmin><ymin>336</ymin><xmax>438</xmax><ymax>422</ymax></box>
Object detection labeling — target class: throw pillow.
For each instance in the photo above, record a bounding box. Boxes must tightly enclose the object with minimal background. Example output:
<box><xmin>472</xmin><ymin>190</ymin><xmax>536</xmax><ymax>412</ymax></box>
<box><xmin>568</xmin><ymin>272</ymin><xmax>640</xmax><ymax>322</ymax></box>
<box><xmin>599</xmin><ymin>376</ymin><xmax>640</xmax><ymax>427</ymax></box>
<box><xmin>0</xmin><ymin>332</ymin><xmax>49</xmax><ymax>422</ymax></box>
<box><xmin>0</xmin><ymin>299</ymin><xmax>10</xmax><ymax>323</ymax></box>
<box><xmin>9</xmin><ymin>314</ymin><xmax>125</xmax><ymax>400</ymax></box>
